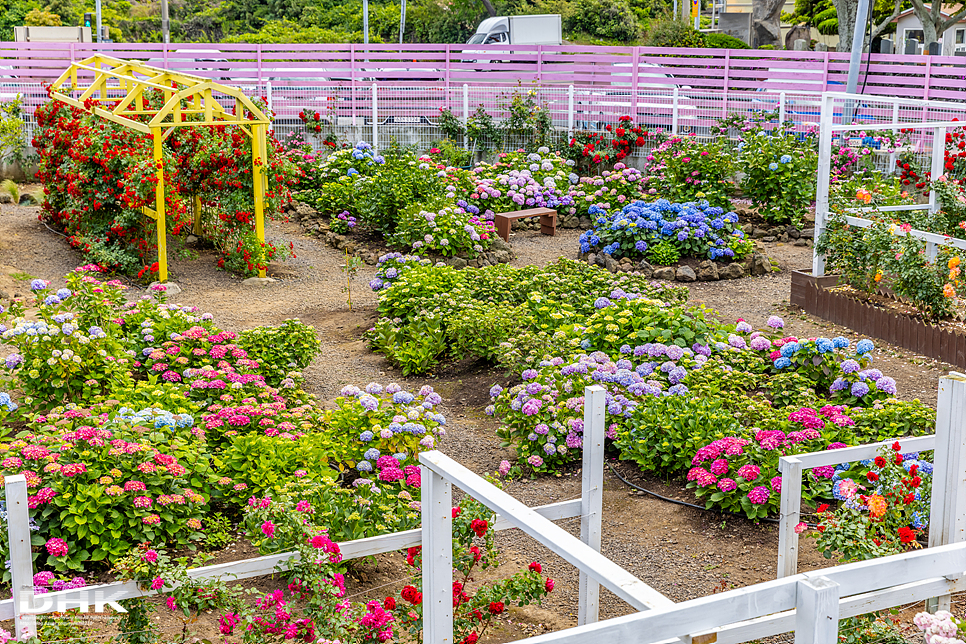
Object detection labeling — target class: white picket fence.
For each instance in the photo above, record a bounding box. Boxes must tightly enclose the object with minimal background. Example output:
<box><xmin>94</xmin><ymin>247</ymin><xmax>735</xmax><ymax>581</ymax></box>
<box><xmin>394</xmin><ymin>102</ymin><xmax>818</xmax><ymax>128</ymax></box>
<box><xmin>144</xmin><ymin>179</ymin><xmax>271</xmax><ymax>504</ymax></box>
<box><xmin>812</xmin><ymin>91</ymin><xmax>966</xmax><ymax>276</ymax></box>
<box><xmin>6</xmin><ymin>379</ymin><xmax>966</xmax><ymax>644</ymax></box>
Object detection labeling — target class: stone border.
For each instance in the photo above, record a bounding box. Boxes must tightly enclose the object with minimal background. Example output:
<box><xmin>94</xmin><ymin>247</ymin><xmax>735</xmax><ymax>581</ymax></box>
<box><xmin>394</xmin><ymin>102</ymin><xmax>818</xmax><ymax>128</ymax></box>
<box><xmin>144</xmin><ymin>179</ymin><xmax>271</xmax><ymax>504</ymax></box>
<box><xmin>577</xmin><ymin>251</ymin><xmax>776</xmax><ymax>281</ymax></box>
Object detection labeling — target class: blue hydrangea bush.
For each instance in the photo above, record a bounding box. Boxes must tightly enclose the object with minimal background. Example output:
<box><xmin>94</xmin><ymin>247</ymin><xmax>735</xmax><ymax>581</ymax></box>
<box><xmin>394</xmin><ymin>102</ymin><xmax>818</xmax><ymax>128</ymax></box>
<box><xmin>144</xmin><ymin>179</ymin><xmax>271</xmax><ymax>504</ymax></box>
<box><xmin>578</xmin><ymin>199</ymin><xmax>748</xmax><ymax>261</ymax></box>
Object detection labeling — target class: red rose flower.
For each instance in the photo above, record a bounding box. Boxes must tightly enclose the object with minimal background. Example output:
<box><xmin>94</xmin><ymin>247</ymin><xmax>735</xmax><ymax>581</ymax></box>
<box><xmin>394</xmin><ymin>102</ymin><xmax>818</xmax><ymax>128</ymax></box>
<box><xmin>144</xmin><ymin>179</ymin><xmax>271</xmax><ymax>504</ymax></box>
<box><xmin>383</xmin><ymin>597</ymin><xmax>396</xmax><ymax>610</ymax></box>
<box><xmin>545</xmin><ymin>578</ymin><xmax>555</xmax><ymax>592</ymax></box>
<box><xmin>471</xmin><ymin>519</ymin><xmax>488</xmax><ymax>537</ymax></box>
<box><xmin>816</xmin><ymin>504</ymin><xmax>829</xmax><ymax>513</ymax></box>
<box><xmin>488</xmin><ymin>601</ymin><xmax>504</xmax><ymax>615</ymax></box>
<box><xmin>874</xmin><ymin>457</ymin><xmax>886</xmax><ymax>468</ymax></box>
<box><xmin>867</xmin><ymin>472</ymin><xmax>879</xmax><ymax>482</ymax></box>
<box><xmin>528</xmin><ymin>562</ymin><xmax>542</xmax><ymax>573</ymax></box>
<box><xmin>898</xmin><ymin>527</ymin><xmax>916</xmax><ymax>543</ymax></box>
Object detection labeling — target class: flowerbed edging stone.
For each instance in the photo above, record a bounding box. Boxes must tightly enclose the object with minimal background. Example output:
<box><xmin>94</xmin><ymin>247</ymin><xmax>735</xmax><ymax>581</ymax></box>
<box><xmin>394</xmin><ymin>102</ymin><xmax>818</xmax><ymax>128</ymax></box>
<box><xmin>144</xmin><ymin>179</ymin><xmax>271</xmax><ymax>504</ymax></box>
<box><xmin>577</xmin><ymin>250</ymin><xmax>775</xmax><ymax>281</ymax></box>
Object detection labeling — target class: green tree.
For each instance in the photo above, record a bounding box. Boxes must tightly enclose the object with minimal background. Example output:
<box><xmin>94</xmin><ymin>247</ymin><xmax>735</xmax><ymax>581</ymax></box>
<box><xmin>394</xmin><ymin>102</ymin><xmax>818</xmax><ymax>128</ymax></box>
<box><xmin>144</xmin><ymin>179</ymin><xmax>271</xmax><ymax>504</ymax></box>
<box><xmin>26</xmin><ymin>7</ymin><xmax>62</xmax><ymax>24</ymax></box>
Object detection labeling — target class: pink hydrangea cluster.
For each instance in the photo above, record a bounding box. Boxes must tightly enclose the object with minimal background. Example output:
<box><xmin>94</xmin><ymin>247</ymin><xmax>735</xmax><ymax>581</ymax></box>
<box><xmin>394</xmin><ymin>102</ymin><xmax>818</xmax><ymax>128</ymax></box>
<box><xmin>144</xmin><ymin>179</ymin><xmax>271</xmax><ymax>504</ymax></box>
<box><xmin>914</xmin><ymin>611</ymin><xmax>966</xmax><ymax>644</ymax></box>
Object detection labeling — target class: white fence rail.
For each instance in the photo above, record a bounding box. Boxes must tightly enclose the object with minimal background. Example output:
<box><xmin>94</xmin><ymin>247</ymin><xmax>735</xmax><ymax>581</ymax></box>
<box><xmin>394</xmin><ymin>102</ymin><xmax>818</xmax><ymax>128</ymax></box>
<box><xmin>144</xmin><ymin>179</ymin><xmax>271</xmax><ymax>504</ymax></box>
<box><xmin>813</xmin><ymin>91</ymin><xmax>966</xmax><ymax>276</ymax></box>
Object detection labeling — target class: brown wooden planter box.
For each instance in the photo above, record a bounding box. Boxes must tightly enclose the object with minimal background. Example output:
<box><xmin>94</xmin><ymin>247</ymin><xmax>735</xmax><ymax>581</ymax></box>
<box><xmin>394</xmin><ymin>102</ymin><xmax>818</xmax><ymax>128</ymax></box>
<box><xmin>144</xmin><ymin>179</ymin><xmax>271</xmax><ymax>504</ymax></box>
<box><xmin>789</xmin><ymin>270</ymin><xmax>966</xmax><ymax>369</ymax></box>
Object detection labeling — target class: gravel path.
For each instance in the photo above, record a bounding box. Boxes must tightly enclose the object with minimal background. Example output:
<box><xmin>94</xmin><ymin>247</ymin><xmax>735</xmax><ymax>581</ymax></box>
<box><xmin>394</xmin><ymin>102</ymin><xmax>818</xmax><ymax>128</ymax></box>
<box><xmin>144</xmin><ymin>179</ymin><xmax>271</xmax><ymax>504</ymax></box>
<box><xmin>0</xmin><ymin>204</ymin><xmax>950</xmax><ymax>642</ymax></box>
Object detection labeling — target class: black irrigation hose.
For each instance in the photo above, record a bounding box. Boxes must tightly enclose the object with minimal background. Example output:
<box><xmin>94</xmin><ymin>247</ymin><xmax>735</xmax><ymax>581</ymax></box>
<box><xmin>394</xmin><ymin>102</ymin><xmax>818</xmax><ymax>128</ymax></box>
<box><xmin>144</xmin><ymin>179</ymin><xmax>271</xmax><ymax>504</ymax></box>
<box><xmin>606</xmin><ymin>461</ymin><xmax>785</xmax><ymax>525</ymax></box>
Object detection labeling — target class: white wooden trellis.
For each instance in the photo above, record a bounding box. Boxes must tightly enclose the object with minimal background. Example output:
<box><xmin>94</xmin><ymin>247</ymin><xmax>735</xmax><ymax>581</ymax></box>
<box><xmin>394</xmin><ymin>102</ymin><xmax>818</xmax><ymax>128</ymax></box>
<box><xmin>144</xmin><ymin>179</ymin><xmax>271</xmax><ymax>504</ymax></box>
<box><xmin>812</xmin><ymin>91</ymin><xmax>966</xmax><ymax>276</ymax></box>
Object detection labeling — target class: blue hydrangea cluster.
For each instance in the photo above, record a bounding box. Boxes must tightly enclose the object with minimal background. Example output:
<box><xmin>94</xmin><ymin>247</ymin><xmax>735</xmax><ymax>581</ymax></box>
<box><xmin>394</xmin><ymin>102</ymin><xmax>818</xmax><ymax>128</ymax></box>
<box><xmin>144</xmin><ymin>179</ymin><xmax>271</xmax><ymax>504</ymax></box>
<box><xmin>578</xmin><ymin>199</ymin><xmax>743</xmax><ymax>261</ymax></box>
<box><xmin>348</xmin><ymin>141</ymin><xmax>385</xmax><ymax>174</ymax></box>
<box><xmin>114</xmin><ymin>406</ymin><xmax>194</xmax><ymax>429</ymax></box>
<box><xmin>369</xmin><ymin>253</ymin><xmax>431</xmax><ymax>292</ymax></box>
<box><xmin>0</xmin><ymin>392</ymin><xmax>17</xmax><ymax>413</ymax></box>
<box><xmin>340</xmin><ymin>383</ymin><xmax>446</xmax><ymax>473</ymax></box>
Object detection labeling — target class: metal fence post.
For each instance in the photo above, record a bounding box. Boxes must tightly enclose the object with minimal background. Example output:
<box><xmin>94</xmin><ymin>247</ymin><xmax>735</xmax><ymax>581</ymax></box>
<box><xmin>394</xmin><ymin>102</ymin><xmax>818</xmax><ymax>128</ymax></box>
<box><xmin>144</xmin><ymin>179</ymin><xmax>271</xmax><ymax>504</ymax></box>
<box><xmin>813</xmin><ymin>93</ymin><xmax>835</xmax><ymax>277</ymax></box>
<box><xmin>371</xmin><ymin>83</ymin><xmax>378</xmax><ymax>152</ymax></box>
<box><xmin>672</xmin><ymin>87</ymin><xmax>679</xmax><ymax>136</ymax></box>
<box><xmin>422</xmin><ymin>466</ymin><xmax>454</xmax><ymax>644</ymax></box>
<box><xmin>462</xmin><ymin>84</ymin><xmax>469</xmax><ymax>151</ymax></box>
<box><xmin>266</xmin><ymin>81</ymin><xmax>272</xmax><ymax>113</ymax></box>
<box><xmin>578</xmin><ymin>385</ymin><xmax>605</xmax><ymax>626</ymax></box>
<box><xmin>568</xmin><ymin>84</ymin><xmax>575</xmax><ymax>135</ymax></box>
<box><xmin>927</xmin><ymin>375</ymin><xmax>966</xmax><ymax>613</ymax></box>
<box><xmin>6</xmin><ymin>475</ymin><xmax>37</xmax><ymax>639</ymax></box>
<box><xmin>795</xmin><ymin>577</ymin><xmax>840</xmax><ymax>644</ymax></box>
<box><xmin>776</xmin><ymin>456</ymin><xmax>803</xmax><ymax>579</ymax></box>
<box><xmin>779</xmin><ymin>91</ymin><xmax>786</xmax><ymax>124</ymax></box>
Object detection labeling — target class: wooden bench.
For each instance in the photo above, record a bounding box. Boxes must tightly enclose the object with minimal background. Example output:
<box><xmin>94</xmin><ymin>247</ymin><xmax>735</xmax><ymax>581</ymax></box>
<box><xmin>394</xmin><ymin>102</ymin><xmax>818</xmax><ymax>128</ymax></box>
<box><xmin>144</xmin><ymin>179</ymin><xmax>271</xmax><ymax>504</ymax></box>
<box><xmin>493</xmin><ymin>208</ymin><xmax>557</xmax><ymax>243</ymax></box>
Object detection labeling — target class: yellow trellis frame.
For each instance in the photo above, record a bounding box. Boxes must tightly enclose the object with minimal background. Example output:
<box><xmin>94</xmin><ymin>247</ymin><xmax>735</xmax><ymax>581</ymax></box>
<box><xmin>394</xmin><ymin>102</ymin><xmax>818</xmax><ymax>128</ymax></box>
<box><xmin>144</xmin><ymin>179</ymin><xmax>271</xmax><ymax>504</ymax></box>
<box><xmin>48</xmin><ymin>54</ymin><xmax>272</xmax><ymax>282</ymax></box>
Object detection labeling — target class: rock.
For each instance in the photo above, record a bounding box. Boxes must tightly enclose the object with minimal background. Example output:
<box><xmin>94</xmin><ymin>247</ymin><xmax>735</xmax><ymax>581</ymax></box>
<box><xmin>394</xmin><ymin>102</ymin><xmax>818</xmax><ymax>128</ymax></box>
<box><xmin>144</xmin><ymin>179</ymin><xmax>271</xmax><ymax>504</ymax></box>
<box><xmin>295</xmin><ymin>202</ymin><xmax>315</xmax><ymax>216</ymax></box>
<box><xmin>752</xmin><ymin>228</ymin><xmax>768</xmax><ymax>239</ymax></box>
<box><xmin>490</xmin><ymin>236</ymin><xmax>511</xmax><ymax>252</ymax></box>
<box><xmin>469</xmin><ymin>258</ymin><xmax>482</xmax><ymax>268</ymax></box>
<box><xmin>793</xmin><ymin>238</ymin><xmax>809</xmax><ymax>247</ymax></box>
<box><xmin>675</xmin><ymin>265</ymin><xmax>696</xmax><ymax>282</ymax></box>
<box><xmin>492</xmin><ymin>250</ymin><xmax>512</xmax><ymax>264</ymax></box>
<box><xmin>779</xmin><ymin>233</ymin><xmax>789</xmax><ymax>243</ymax></box>
<box><xmin>447</xmin><ymin>256</ymin><xmax>468</xmax><ymax>269</ymax></box>
<box><xmin>150</xmin><ymin>281</ymin><xmax>183</xmax><ymax>295</ymax></box>
<box><xmin>653</xmin><ymin>266</ymin><xmax>676</xmax><ymax>281</ymax></box>
<box><xmin>586</xmin><ymin>253</ymin><xmax>597</xmax><ymax>266</ymax></box>
<box><xmin>242</xmin><ymin>277</ymin><xmax>276</xmax><ymax>286</ymax></box>
<box><xmin>578</xmin><ymin>217</ymin><xmax>592</xmax><ymax>229</ymax></box>
<box><xmin>604</xmin><ymin>255</ymin><xmax>619</xmax><ymax>273</ymax></box>
<box><xmin>742</xmin><ymin>224</ymin><xmax>753</xmax><ymax>234</ymax></box>
<box><xmin>638</xmin><ymin>261</ymin><xmax>654</xmax><ymax>279</ymax></box>
<box><xmin>185</xmin><ymin>235</ymin><xmax>199</xmax><ymax>245</ymax></box>
<box><xmin>749</xmin><ymin>252</ymin><xmax>770</xmax><ymax>276</ymax></box>
<box><xmin>770</xmin><ymin>227</ymin><xmax>785</xmax><ymax>236</ymax></box>
<box><xmin>719</xmin><ymin>263</ymin><xmax>746</xmax><ymax>280</ymax></box>
<box><xmin>696</xmin><ymin>260</ymin><xmax>719</xmax><ymax>281</ymax></box>
<box><xmin>762</xmin><ymin>236</ymin><xmax>777</xmax><ymax>243</ymax></box>
<box><xmin>18</xmin><ymin>194</ymin><xmax>36</xmax><ymax>205</ymax></box>
<box><xmin>595</xmin><ymin>254</ymin><xmax>606</xmax><ymax>268</ymax></box>
<box><xmin>562</xmin><ymin>216</ymin><xmax>579</xmax><ymax>229</ymax></box>
<box><xmin>620</xmin><ymin>257</ymin><xmax>632</xmax><ymax>265</ymax></box>
<box><xmin>0</xmin><ymin>194</ymin><xmax>11</xmax><ymax>204</ymax></box>
<box><xmin>787</xmin><ymin>226</ymin><xmax>801</xmax><ymax>239</ymax></box>
<box><xmin>801</xmin><ymin>228</ymin><xmax>815</xmax><ymax>238</ymax></box>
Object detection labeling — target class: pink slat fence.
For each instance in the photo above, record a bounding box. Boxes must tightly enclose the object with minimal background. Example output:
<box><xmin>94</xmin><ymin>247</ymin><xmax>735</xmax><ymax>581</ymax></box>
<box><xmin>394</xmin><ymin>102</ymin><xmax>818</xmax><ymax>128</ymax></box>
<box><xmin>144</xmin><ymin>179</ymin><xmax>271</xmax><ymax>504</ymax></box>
<box><xmin>4</xmin><ymin>42</ymin><xmax>966</xmax><ymax>100</ymax></box>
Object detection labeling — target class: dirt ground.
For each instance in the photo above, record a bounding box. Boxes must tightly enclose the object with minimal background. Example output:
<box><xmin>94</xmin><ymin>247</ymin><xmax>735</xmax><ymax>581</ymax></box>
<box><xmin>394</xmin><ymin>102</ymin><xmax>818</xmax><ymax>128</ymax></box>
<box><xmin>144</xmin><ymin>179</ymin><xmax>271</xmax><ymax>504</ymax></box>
<box><xmin>0</xmin><ymin>201</ymin><xmax>950</xmax><ymax>643</ymax></box>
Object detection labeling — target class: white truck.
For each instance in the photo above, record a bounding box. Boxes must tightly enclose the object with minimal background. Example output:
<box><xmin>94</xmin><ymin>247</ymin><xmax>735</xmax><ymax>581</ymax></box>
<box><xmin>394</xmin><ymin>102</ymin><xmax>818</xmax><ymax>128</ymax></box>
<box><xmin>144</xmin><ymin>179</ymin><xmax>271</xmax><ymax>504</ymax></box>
<box><xmin>466</xmin><ymin>14</ymin><xmax>562</xmax><ymax>46</ymax></box>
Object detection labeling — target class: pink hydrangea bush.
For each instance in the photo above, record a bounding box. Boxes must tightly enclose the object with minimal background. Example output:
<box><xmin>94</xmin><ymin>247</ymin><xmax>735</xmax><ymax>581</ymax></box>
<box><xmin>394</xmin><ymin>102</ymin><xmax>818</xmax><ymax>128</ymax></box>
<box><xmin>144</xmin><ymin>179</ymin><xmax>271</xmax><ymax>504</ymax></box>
<box><xmin>686</xmin><ymin>406</ymin><xmax>854</xmax><ymax>519</ymax></box>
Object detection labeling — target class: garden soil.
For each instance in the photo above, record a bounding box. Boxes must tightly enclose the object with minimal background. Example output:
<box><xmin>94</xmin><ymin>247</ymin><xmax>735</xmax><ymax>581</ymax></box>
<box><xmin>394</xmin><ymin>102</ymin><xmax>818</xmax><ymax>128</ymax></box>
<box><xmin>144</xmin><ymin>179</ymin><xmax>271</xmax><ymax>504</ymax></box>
<box><xmin>0</xmin><ymin>202</ymin><xmax>946</xmax><ymax>642</ymax></box>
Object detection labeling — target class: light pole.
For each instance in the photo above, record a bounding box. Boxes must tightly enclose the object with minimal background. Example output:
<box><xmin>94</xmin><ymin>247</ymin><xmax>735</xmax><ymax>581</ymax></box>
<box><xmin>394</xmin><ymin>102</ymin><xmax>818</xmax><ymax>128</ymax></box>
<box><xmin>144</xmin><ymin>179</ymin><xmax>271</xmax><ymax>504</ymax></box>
<box><xmin>95</xmin><ymin>0</ymin><xmax>102</xmax><ymax>43</ymax></box>
<box><xmin>363</xmin><ymin>0</ymin><xmax>369</xmax><ymax>44</ymax></box>
<box><xmin>845</xmin><ymin>0</ymin><xmax>870</xmax><ymax>122</ymax></box>
<box><xmin>161</xmin><ymin>0</ymin><xmax>170</xmax><ymax>44</ymax></box>
<box><xmin>400</xmin><ymin>0</ymin><xmax>406</xmax><ymax>43</ymax></box>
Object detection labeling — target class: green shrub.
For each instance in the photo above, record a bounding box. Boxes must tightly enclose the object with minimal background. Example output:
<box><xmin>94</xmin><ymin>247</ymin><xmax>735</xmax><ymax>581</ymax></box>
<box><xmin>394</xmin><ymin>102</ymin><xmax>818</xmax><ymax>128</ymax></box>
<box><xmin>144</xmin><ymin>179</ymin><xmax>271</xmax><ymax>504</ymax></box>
<box><xmin>238</xmin><ymin>319</ymin><xmax>321</xmax><ymax>386</ymax></box>
<box><xmin>368</xmin><ymin>314</ymin><xmax>447</xmax><ymax>375</ymax></box>
<box><xmin>616</xmin><ymin>395</ymin><xmax>745</xmax><ymax>474</ymax></box>
<box><xmin>564</xmin><ymin>0</ymin><xmax>641</xmax><ymax>42</ymax></box>
<box><xmin>643</xmin><ymin>19</ymin><xmax>705</xmax><ymax>47</ymax></box>
<box><xmin>447</xmin><ymin>304</ymin><xmax>525</xmax><ymax>363</ymax></box>
<box><xmin>704</xmin><ymin>32</ymin><xmax>749</xmax><ymax>48</ymax></box>
<box><xmin>647</xmin><ymin>240</ymin><xmax>681</xmax><ymax>266</ymax></box>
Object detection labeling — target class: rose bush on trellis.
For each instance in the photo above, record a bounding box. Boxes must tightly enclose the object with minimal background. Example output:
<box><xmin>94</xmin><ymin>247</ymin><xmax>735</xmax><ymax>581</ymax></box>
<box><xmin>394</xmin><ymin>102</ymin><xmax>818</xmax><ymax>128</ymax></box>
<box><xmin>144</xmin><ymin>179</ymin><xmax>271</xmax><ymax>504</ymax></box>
<box><xmin>33</xmin><ymin>91</ymin><xmax>299</xmax><ymax>278</ymax></box>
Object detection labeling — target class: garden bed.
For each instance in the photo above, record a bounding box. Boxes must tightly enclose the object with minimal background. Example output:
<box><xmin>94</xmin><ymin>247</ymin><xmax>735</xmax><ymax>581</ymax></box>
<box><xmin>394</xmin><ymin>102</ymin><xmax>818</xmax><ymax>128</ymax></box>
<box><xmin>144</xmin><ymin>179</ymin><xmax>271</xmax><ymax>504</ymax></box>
<box><xmin>790</xmin><ymin>270</ymin><xmax>966</xmax><ymax>369</ymax></box>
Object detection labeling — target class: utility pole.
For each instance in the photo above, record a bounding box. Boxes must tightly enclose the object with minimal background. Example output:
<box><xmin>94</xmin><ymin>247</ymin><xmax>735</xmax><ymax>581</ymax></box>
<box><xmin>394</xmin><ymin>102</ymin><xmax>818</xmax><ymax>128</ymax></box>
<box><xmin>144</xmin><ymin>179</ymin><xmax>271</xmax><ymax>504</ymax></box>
<box><xmin>95</xmin><ymin>0</ymin><xmax>102</xmax><ymax>43</ymax></box>
<box><xmin>363</xmin><ymin>0</ymin><xmax>369</xmax><ymax>44</ymax></box>
<box><xmin>845</xmin><ymin>0</ymin><xmax>870</xmax><ymax>121</ymax></box>
<box><xmin>161</xmin><ymin>0</ymin><xmax>170</xmax><ymax>44</ymax></box>
<box><xmin>400</xmin><ymin>0</ymin><xmax>406</xmax><ymax>43</ymax></box>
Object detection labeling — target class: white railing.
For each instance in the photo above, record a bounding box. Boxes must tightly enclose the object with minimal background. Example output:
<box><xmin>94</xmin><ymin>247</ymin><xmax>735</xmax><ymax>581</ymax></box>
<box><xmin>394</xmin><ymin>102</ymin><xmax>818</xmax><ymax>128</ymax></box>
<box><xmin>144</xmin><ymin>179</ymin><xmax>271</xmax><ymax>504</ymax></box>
<box><xmin>813</xmin><ymin>91</ymin><xmax>966</xmax><ymax>276</ymax></box>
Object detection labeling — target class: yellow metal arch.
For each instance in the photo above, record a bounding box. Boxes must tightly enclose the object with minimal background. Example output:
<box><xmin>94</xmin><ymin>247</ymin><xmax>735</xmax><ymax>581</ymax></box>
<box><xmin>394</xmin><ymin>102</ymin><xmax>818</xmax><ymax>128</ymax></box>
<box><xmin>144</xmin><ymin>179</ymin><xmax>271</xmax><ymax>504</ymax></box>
<box><xmin>48</xmin><ymin>55</ymin><xmax>270</xmax><ymax>281</ymax></box>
